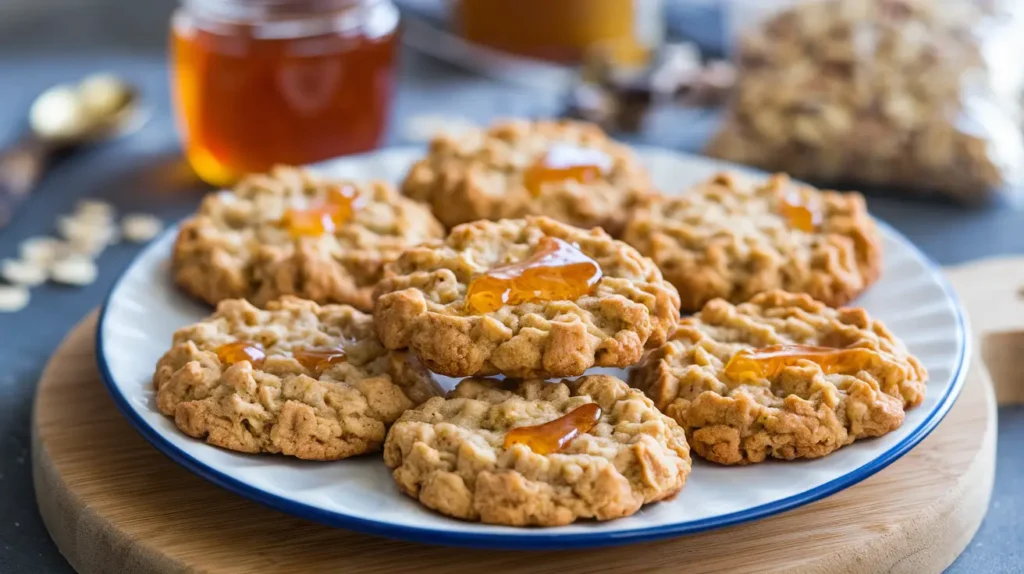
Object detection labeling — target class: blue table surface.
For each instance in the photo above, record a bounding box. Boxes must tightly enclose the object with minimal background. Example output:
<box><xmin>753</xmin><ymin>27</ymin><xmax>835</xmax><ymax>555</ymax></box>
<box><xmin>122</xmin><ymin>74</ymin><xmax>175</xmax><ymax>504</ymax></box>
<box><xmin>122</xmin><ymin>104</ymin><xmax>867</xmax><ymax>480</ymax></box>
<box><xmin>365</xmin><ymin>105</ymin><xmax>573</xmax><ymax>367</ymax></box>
<box><xmin>0</xmin><ymin>9</ymin><xmax>1022</xmax><ymax>572</ymax></box>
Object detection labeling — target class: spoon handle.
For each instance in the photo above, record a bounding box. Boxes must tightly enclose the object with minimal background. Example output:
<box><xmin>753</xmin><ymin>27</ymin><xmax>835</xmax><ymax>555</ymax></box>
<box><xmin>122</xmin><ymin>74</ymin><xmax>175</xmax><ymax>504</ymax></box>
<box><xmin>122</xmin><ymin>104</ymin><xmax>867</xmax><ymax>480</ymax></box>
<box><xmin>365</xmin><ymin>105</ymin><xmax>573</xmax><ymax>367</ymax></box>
<box><xmin>0</xmin><ymin>135</ymin><xmax>48</xmax><ymax>229</ymax></box>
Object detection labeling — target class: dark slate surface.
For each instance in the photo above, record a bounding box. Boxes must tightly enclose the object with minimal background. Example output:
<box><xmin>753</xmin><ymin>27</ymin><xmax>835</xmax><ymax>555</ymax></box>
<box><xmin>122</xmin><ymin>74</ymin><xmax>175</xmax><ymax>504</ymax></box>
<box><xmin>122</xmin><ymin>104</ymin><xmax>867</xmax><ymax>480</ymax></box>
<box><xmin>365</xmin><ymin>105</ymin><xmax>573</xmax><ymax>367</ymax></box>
<box><xmin>0</xmin><ymin>3</ymin><xmax>1022</xmax><ymax>573</ymax></box>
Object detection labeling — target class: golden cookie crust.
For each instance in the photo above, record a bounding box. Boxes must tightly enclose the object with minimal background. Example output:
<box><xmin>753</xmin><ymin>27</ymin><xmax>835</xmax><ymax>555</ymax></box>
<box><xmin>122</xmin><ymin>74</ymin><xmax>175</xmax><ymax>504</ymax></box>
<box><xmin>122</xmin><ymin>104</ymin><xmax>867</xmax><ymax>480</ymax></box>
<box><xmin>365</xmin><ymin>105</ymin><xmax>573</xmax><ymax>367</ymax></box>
<box><xmin>629</xmin><ymin>291</ymin><xmax>927</xmax><ymax>465</ymax></box>
<box><xmin>622</xmin><ymin>173</ymin><xmax>882</xmax><ymax>312</ymax></box>
<box><xmin>401</xmin><ymin>119</ymin><xmax>654</xmax><ymax>236</ymax></box>
<box><xmin>384</xmin><ymin>375</ymin><xmax>691</xmax><ymax>526</ymax></box>
<box><xmin>153</xmin><ymin>297</ymin><xmax>442</xmax><ymax>460</ymax></box>
<box><xmin>173</xmin><ymin>166</ymin><xmax>445</xmax><ymax>311</ymax></box>
<box><xmin>372</xmin><ymin>216</ymin><xmax>681</xmax><ymax>378</ymax></box>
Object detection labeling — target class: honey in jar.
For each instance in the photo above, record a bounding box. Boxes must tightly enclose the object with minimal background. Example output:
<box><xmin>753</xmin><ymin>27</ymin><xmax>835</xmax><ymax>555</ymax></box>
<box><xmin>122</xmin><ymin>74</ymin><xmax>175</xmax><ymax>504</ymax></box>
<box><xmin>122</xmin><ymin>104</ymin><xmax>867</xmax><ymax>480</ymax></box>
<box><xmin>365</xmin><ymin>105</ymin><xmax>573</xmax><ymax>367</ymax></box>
<box><xmin>723</xmin><ymin>344</ymin><xmax>883</xmax><ymax>383</ymax></box>
<box><xmin>457</xmin><ymin>0</ymin><xmax>664</xmax><ymax>66</ymax></box>
<box><xmin>171</xmin><ymin>0</ymin><xmax>400</xmax><ymax>186</ymax></box>
<box><xmin>465</xmin><ymin>237</ymin><xmax>603</xmax><ymax>314</ymax></box>
<box><xmin>504</xmin><ymin>403</ymin><xmax>602</xmax><ymax>454</ymax></box>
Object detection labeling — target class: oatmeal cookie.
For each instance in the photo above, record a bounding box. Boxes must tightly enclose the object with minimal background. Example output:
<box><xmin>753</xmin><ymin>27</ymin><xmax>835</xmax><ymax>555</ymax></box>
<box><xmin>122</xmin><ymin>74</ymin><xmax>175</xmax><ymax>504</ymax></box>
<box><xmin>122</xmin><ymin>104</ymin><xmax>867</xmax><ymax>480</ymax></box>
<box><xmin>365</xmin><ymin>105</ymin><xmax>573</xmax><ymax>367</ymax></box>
<box><xmin>173</xmin><ymin>166</ymin><xmax>445</xmax><ymax>311</ymax></box>
<box><xmin>629</xmin><ymin>291</ymin><xmax>927</xmax><ymax>465</ymax></box>
<box><xmin>153</xmin><ymin>297</ymin><xmax>442</xmax><ymax>460</ymax></box>
<box><xmin>622</xmin><ymin>173</ymin><xmax>882</xmax><ymax>312</ymax></box>
<box><xmin>373</xmin><ymin>216</ymin><xmax>681</xmax><ymax>378</ymax></box>
<box><xmin>384</xmin><ymin>375</ymin><xmax>691</xmax><ymax>526</ymax></box>
<box><xmin>401</xmin><ymin>119</ymin><xmax>654</xmax><ymax>236</ymax></box>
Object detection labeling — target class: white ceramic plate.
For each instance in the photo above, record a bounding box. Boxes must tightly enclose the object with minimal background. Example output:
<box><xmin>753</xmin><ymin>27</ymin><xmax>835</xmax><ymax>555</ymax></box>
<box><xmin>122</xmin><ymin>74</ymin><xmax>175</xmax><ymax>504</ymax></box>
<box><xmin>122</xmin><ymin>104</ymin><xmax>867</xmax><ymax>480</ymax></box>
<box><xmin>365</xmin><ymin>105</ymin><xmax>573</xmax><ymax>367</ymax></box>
<box><xmin>97</xmin><ymin>147</ymin><xmax>969</xmax><ymax>549</ymax></box>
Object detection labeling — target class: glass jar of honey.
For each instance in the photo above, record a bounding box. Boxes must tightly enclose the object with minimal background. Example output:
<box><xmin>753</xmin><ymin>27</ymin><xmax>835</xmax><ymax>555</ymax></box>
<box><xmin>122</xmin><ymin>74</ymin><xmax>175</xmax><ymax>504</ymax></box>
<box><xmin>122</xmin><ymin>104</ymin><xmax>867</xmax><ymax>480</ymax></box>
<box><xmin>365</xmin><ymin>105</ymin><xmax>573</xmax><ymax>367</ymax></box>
<box><xmin>171</xmin><ymin>0</ymin><xmax>400</xmax><ymax>186</ymax></box>
<box><xmin>457</xmin><ymin>0</ymin><xmax>664</xmax><ymax>66</ymax></box>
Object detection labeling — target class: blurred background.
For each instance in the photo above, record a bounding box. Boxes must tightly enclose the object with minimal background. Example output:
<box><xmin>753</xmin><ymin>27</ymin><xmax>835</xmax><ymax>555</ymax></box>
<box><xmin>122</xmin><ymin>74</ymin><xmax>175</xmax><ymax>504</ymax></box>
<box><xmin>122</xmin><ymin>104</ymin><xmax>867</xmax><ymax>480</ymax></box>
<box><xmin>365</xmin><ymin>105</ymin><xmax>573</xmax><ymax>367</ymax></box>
<box><xmin>0</xmin><ymin>0</ymin><xmax>173</xmax><ymax>52</ymax></box>
<box><xmin>1</xmin><ymin>0</ymin><xmax>1023</xmax><ymax>572</ymax></box>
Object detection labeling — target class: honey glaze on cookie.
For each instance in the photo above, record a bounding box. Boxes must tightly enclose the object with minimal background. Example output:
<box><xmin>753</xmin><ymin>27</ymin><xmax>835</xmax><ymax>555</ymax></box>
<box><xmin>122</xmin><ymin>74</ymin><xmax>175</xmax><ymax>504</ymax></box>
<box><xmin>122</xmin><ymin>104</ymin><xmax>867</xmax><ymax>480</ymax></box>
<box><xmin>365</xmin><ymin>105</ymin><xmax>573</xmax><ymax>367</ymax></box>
<box><xmin>215</xmin><ymin>341</ymin><xmax>266</xmax><ymax>367</ymax></box>
<box><xmin>504</xmin><ymin>403</ymin><xmax>602</xmax><ymax>454</ymax></box>
<box><xmin>281</xmin><ymin>184</ymin><xmax>363</xmax><ymax>237</ymax></box>
<box><xmin>464</xmin><ymin>237</ymin><xmax>603</xmax><ymax>313</ymax></box>
<box><xmin>724</xmin><ymin>344</ymin><xmax>883</xmax><ymax>382</ymax></box>
<box><xmin>778</xmin><ymin>188</ymin><xmax>822</xmax><ymax>232</ymax></box>
<box><xmin>293</xmin><ymin>344</ymin><xmax>349</xmax><ymax>375</ymax></box>
<box><xmin>523</xmin><ymin>144</ymin><xmax>612</xmax><ymax>197</ymax></box>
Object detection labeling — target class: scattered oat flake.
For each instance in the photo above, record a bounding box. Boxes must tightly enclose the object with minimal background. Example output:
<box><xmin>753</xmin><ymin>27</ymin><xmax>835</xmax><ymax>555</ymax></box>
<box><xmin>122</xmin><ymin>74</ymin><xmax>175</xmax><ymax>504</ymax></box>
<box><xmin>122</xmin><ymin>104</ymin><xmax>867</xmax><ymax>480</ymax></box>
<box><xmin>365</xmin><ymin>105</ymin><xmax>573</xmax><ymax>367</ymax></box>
<box><xmin>66</xmin><ymin>236</ymin><xmax>113</xmax><ymax>257</ymax></box>
<box><xmin>0</xmin><ymin>285</ymin><xmax>30</xmax><ymax>312</ymax></box>
<box><xmin>121</xmin><ymin>213</ymin><xmax>164</xmax><ymax>243</ymax></box>
<box><xmin>58</xmin><ymin>215</ymin><xmax>119</xmax><ymax>252</ymax></box>
<box><xmin>75</xmin><ymin>210</ymin><xmax>117</xmax><ymax>227</ymax></box>
<box><xmin>59</xmin><ymin>214</ymin><xmax>116</xmax><ymax>239</ymax></box>
<box><xmin>76</xmin><ymin>199</ymin><xmax>115</xmax><ymax>219</ymax></box>
<box><xmin>19</xmin><ymin>236</ymin><xmax>65</xmax><ymax>264</ymax></box>
<box><xmin>50</xmin><ymin>256</ymin><xmax>98</xmax><ymax>286</ymax></box>
<box><xmin>1</xmin><ymin>259</ymin><xmax>47</xmax><ymax>286</ymax></box>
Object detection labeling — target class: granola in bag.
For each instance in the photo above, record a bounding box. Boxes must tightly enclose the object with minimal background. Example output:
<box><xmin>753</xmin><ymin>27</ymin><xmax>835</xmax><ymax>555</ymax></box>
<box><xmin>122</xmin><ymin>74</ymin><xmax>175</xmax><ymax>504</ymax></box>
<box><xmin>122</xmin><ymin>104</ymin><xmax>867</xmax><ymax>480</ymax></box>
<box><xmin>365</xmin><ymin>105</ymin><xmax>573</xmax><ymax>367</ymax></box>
<box><xmin>708</xmin><ymin>0</ymin><xmax>1024</xmax><ymax>203</ymax></box>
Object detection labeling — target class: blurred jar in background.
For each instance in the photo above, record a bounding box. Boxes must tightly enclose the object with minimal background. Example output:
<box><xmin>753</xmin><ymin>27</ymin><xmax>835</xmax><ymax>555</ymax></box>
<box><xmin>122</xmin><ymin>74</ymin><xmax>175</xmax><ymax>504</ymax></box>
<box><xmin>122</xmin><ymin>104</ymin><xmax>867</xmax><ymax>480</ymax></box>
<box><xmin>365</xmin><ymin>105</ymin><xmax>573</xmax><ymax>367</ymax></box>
<box><xmin>457</xmin><ymin>0</ymin><xmax>664</xmax><ymax>66</ymax></box>
<box><xmin>171</xmin><ymin>0</ymin><xmax>399</xmax><ymax>186</ymax></box>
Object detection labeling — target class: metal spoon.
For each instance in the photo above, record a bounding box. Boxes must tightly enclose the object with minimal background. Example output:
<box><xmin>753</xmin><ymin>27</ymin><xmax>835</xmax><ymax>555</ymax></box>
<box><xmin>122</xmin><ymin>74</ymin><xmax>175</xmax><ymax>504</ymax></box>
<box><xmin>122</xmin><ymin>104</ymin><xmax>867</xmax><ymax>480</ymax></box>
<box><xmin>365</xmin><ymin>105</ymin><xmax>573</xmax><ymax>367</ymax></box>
<box><xmin>0</xmin><ymin>74</ymin><xmax>149</xmax><ymax>228</ymax></box>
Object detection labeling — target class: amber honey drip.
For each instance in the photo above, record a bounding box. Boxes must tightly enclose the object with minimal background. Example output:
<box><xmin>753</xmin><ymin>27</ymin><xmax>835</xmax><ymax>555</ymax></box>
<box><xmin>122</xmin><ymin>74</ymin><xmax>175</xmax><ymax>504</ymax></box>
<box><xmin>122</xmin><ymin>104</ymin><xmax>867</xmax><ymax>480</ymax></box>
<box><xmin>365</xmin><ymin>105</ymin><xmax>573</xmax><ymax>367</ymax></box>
<box><xmin>215</xmin><ymin>341</ymin><xmax>266</xmax><ymax>367</ymax></box>
<box><xmin>171</xmin><ymin>14</ymin><xmax>399</xmax><ymax>186</ymax></box>
<box><xmin>293</xmin><ymin>344</ymin><xmax>348</xmax><ymax>375</ymax></box>
<box><xmin>464</xmin><ymin>237</ymin><xmax>603</xmax><ymax>314</ymax></box>
<box><xmin>724</xmin><ymin>344</ymin><xmax>882</xmax><ymax>382</ymax></box>
<box><xmin>524</xmin><ymin>145</ymin><xmax>611</xmax><ymax>197</ymax></box>
<box><xmin>281</xmin><ymin>184</ymin><xmax>361</xmax><ymax>238</ymax></box>
<box><xmin>504</xmin><ymin>403</ymin><xmax>602</xmax><ymax>454</ymax></box>
<box><xmin>779</xmin><ymin>189</ymin><xmax>822</xmax><ymax>232</ymax></box>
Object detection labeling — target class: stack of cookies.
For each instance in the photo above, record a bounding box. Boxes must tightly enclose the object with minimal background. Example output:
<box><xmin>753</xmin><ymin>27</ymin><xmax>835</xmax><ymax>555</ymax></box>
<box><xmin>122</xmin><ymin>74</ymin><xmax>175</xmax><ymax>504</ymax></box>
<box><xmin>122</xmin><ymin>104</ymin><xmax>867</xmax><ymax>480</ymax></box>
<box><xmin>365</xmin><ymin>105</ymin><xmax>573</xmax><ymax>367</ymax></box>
<box><xmin>154</xmin><ymin>119</ymin><xmax>927</xmax><ymax>527</ymax></box>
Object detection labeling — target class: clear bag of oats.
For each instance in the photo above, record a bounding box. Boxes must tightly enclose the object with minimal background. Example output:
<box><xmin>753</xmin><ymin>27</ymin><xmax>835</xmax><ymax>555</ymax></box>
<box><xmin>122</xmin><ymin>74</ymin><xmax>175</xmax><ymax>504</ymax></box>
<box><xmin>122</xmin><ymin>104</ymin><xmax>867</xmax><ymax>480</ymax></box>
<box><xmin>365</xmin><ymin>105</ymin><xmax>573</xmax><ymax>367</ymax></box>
<box><xmin>707</xmin><ymin>0</ymin><xmax>1024</xmax><ymax>203</ymax></box>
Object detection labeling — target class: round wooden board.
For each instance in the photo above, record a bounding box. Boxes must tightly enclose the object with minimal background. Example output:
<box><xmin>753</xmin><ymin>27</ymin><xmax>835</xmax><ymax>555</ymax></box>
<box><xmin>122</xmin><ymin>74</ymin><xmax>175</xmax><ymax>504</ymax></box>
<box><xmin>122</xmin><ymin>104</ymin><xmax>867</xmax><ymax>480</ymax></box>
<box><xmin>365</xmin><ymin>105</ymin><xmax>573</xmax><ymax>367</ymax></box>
<box><xmin>34</xmin><ymin>259</ymin><xmax>1010</xmax><ymax>574</ymax></box>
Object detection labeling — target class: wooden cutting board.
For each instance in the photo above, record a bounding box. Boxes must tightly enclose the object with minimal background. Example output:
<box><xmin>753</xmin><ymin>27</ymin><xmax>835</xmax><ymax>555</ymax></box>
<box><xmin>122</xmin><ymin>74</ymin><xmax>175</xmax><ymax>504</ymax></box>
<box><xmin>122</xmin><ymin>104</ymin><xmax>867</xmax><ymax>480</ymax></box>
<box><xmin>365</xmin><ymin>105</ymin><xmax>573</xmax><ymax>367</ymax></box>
<box><xmin>32</xmin><ymin>258</ymin><xmax>1018</xmax><ymax>574</ymax></box>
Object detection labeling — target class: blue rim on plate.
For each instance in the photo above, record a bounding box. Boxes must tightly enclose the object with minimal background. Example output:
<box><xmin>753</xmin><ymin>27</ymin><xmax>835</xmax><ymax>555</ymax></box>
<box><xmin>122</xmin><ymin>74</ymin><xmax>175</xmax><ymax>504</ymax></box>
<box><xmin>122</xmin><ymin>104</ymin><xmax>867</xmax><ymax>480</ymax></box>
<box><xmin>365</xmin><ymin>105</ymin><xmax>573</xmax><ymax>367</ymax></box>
<box><xmin>94</xmin><ymin>192</ymin><xmax>969</xmax><ymax>551</ymax></box>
